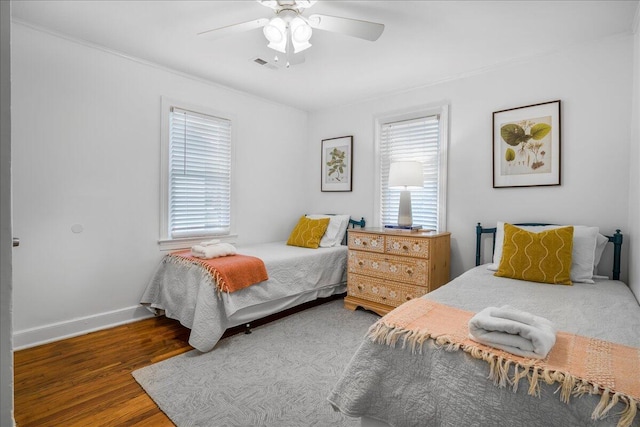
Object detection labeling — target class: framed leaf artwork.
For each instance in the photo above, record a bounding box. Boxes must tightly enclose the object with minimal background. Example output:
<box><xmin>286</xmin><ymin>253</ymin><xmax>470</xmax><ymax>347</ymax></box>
<box><xmin>492</xmin><ymin>100</ymin><xmax>561</xmax><ymax>188</ymax></box>
<box><xmin>321</xmin><ymin>136</ymin><xmax>353</xmax><ymax>192</ymax></box>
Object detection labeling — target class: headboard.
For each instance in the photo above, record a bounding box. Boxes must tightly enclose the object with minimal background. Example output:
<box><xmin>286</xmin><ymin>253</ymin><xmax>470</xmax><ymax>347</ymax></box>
<box><xmin>475</xmin><ymin>222</ymin><xmax>623</xmax><ymax>280</ymax></box>
<box><xmin>349</xmin><ymin>217</ymin><xmax>366</xmax><ymax>229</ymax></box>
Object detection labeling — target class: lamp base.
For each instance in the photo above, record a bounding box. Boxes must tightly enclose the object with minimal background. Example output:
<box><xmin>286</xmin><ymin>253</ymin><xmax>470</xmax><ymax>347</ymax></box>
<box><xmin>397</xmin><ymin>190</ymin><xmax>413</xmax><ymax>227</ymax></box>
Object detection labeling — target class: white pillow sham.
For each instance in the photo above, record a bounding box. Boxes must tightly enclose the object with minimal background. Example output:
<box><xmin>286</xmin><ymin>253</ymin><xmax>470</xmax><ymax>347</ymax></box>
<box><xmin>593</xmin><ymin>232</ymin><xmax>609</xmax><ymax>274</ymax></box>
<box><xmin>306</xmin><ymin>214</ymin><xmax>351</xmax><ymax>247</ymax></box>
<box><xmin>487</xmin><ymin>221</ymin><xmax>600</xmax><ymax>283</ymax></box>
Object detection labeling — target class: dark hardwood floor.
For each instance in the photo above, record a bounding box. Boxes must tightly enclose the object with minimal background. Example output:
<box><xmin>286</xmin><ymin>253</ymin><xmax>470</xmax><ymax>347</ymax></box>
<box><xmin>14</xmin><ymin>315</ymin><xmax>192</xmax><ymax>427</ymax></box>
<box><xmin>13</xmin><ymin>294</ymin><xmax>344</xmax><ymax>426</ymax></box>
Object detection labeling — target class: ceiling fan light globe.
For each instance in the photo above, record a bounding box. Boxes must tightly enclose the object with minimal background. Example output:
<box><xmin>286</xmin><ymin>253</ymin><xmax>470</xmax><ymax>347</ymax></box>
<box><xmin>292</xmin><ymin>40</ymin><xmax>312</xmax><ymax>53</ymax></box>
<box><xmin>291</xmin><ymin>17</ymin><xmax>312</xmax><ymax>43</ymax></box>
<box><xmin>267</xmin><ymin>40</ymin><xmax>287</xmax><ymax>53</ymax></box>
<box><xmin>263</xmin><ymin>17</ymin><xmax>286</xmax><ymax>43</ymax></box>
<box><xmin>263</xmin><ymin>25</ymin><xmax>282</xmax><ymax>42</ymax></box>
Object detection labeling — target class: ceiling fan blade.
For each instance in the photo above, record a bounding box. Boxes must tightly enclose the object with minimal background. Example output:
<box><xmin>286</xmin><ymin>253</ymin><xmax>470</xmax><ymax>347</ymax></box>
<box><xmin>307</xmin><ymin>14</ymin><xmax>384</xmax><ymax>41</ymax></box>
<box><xmin>198</xmin><ymin>18</ymin><xmax>269</xmax><ymax>40</ymax></box>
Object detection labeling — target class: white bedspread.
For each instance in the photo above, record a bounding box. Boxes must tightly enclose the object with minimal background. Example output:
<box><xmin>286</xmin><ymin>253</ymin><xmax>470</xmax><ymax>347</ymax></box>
<box><xmin>329</xmin><ymin>265</ymin><xmax>640</xmax><ymax>427</ymax></box>
<box><xmin>141</xmin><ymin>242</ymin><xmax>348</xmax><ymax>352</ymax></box>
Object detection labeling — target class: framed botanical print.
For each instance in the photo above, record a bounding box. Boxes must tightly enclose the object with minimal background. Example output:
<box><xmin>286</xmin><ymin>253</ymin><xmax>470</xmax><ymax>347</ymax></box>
<box><xmin>493</xmin><ymin>100</ymin><xmax>561</xmax><ymax>188</ymax></box>
<box><xmin>321</xmin><ymin>135</ymin><xmax>353</xmax><ymax>192</ymax></box>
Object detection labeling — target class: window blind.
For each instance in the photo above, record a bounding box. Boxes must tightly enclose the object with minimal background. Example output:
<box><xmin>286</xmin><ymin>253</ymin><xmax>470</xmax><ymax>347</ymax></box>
<box><xmin>169</xmin><ymin>107</ymin><xmax>232</xmax><ymax>238</ymax></box>
<box><xmin>380</xmin><ymin>115</ymin><xmax>441</xmax><ymax>231</ymax></box>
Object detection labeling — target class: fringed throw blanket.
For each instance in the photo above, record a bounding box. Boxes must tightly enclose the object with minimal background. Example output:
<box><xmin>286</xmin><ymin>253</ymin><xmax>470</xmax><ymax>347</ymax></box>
<box><xmin>168</xmin><ymin>250</ymin><xmax>269</xmax><ymax>294</ymax></box>
<box><xmin>368</xmin><ymin>299</ymin><xmax>640</xmax><ymax>427</ymax></box>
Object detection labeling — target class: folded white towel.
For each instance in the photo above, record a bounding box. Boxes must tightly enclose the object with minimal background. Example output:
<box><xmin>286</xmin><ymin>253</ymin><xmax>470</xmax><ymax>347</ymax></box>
<box><xmin>191</xmin><ymin>243</ymin><xmax>237</xmax><ymax>259</ymax></box>
<box><xmin>468</xmin><ymin>305</ymin><xmax>557</xmax><ymax>359</ymax></box>
<box><xmin>200</xmin><ymin>239</ymin><xmax>221</xmax><ymax>246</ymax></box>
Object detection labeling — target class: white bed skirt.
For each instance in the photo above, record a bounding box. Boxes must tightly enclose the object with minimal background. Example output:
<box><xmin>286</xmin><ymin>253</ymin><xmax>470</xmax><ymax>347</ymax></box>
<box><xmin>226</xmin><ymin>283</ymin><xmax>346</xmax><ymax>327</ymax></box>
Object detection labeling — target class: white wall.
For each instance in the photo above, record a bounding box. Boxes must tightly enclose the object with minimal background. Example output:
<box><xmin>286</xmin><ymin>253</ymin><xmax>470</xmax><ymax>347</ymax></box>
<box><xmin>628</xmin><ymin>6</ymin><xmax>640</xmax><ymax>302</ymax></box>
<box><xmin>307</xmin><ymin>35</ymin><xmax>634</xmax><ymax>281</ymax></box>
<box><xmin>1</xmin><ymin>1</ymin><xmax>15</xmax><ymax>424</ymax></box>
<box><xmin>11</xmin><ymin>18</ymin><xmax>638</xmax><ymax>350</ymax></box>
<box><xmin>11</xmin><ymin>23</ymin><xmax>309</xmax><ymax>348</ymax></box>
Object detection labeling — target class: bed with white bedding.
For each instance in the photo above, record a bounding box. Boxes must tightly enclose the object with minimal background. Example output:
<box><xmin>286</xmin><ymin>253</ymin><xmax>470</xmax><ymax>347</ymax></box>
<box><xmin>328</xmin><ymin>223</ymin><xmax>640</xmax><ymax>427</ymax></box>
<box><xmin>141</xmin><ymin>216</ymin><xmax>365</xmax><ymax>352</ymax></box>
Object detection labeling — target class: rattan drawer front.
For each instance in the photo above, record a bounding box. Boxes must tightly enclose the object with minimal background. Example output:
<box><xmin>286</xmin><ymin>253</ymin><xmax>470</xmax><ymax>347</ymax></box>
<box><xmin>348</xmin><ymin>232</ymin><xmax>385</xmax><ymax>253</ymax></box>
<box><xmin>385</xmin><ymin>236</ymin><xmax>430</xmax><ymax>259</ymax></box>
<box><xmin>348</xmin><ymin>251</ymin><xmax>428</xmax><ymax>285</ymax></box>
<box><xmin>347</xmin><ymin>274</ymin><xmax>428</xmax><ymax>307</ymax></box>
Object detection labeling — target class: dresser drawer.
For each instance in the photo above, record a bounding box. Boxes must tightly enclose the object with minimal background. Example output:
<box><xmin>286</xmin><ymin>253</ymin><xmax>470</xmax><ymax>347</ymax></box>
<box><xmin>347</xmin><ymin>273</ymin><xmax>428</xmax><ymax>307</ymax></box>
<box><xmin>348</xmin><ymin>231</ymin><xmax>385</xmax><ymax>253</ymax></box>
<box><xmin>348</xmin><ymin>251</ymin><xmax>428</xmax><ymax>286</ymax></box>
<box><xmin>385</xmin><ymin>235</ymin><xmax>430</xmax><ymax>258</ymax></box>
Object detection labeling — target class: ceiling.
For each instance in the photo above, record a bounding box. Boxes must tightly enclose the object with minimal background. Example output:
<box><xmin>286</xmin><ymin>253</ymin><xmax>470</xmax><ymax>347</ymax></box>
<box><xmin>10</xmin><ymin>0</ymin><xmax>640</xmax><ymax>112</ymax></box>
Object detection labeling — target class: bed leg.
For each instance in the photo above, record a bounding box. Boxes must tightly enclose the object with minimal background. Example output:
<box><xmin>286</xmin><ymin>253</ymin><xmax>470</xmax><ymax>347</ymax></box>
<box><xmin>244</xmin><ymin>323</ymin><xmax>252</xmax><ymax>334</ymax></box>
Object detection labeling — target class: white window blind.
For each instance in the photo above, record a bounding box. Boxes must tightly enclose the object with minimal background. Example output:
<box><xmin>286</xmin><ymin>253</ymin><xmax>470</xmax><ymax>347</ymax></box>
<box><xmin>380</xmin><ymin>115</ymin><xmax>441</xmax><ymax>231</ymax></box>
<box><xmin>169</xmin><ymin>107</ymin><xmax>232</xmax><ymax>238</ymax></box>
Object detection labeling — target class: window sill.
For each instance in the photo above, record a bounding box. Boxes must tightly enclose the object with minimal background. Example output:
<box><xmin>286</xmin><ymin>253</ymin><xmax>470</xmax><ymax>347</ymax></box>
<box><xmin>158</xmin><ymin>235</ymin><xmax>238</xmax><ymax>252</ymax></box>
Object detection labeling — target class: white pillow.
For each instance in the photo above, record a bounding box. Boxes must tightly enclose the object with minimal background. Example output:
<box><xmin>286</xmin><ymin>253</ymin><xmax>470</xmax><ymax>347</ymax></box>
<box><xmin>593</xmin><ymin>233</ymin><xmax>609</xmax><ymax>274</ymax></box>
<box><xmin>570</xmin><ymin>226</ymin><xmax>600</xmax><ymax>283</ymax></box>
<box><xmin>333</xmin><ymin>215</ymin><xmax>351</xmax><ymax>246</ymax></box>
<box><xmin>487</xmin><ymin>222</ymin><xmax>600</xmax><ymax>283</ymax></box>
<box><xmin>306</xmin><ymin>214</ymin><xmax>351</xmax><ymax>247</ymax></box>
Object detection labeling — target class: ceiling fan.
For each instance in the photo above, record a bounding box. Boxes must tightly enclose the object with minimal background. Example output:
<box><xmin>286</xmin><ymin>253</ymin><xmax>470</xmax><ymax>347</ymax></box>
<box><xmin>198</xmin><ymin>0</ymin><xmax>384</xmax><ymax>67</ymax></box>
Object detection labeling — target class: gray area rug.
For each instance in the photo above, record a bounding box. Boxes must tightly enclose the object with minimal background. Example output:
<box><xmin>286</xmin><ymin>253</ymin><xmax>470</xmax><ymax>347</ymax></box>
<box><xmin>133</xmin><ymin>300</ymin><xmax>379</xmax><ymax>426</ymax></box>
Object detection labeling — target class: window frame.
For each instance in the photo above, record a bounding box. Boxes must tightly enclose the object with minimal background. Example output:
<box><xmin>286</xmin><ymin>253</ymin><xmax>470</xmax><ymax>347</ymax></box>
<box><xmin>158</xmin><ymin>97</ymin><xmax>237</xmax><ymax>250</ymax></box>
<box><xmin>373</xmin><ymin>103</ymin><xmax>449</xmax><ymax>232</ymax></box>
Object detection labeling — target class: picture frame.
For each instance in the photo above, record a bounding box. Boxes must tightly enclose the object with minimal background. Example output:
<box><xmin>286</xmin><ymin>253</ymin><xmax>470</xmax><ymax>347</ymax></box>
<box><xmin>493</xmin><ymin>100</ymin><xmax>561</xmax><ymax>188</ymax></box>
<box><xmin>321</xmin><ymin>135</ymin><xmax>353</xmax><ymax>192</ymax></box>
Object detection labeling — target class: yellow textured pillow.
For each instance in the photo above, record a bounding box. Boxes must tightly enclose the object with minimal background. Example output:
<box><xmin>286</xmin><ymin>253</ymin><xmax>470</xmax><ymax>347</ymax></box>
<box><xmin>495</xmin><ymin>223</ymin><xmax>574</xmax><ymax>285</ymax></box>
<box><xmin>286</xmin><ymin>216</ymin><xmax>330</xmax><ymax>249</ymax></box>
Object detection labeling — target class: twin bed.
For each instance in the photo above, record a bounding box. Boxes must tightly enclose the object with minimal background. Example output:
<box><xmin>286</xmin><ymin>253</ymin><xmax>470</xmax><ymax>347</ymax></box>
<box><xmin>141</xmin><ymin>216</ymin><xmax>365</xmax><ymax>352</ymax></box>
<box><xmin>328</xmin><ymin>222</ymin><xmax>640</xmax><ymax>427</ymax></box>
<box><xmin>141</xmin><ymin>219</ymin><xmax>639</xmax><ymax>426</ymax></box>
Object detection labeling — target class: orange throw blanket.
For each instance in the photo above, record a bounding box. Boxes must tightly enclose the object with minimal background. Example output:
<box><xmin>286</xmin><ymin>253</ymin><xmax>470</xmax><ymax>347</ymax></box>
<box><xmin>368</xmin><ymin>299</ymin><xmax>640</xmax><ymax>427</ymax></box>
<box><xmin>169</xmin><ymin>250</ymin><xmax>268</xmax><ymax>294</ymax></box>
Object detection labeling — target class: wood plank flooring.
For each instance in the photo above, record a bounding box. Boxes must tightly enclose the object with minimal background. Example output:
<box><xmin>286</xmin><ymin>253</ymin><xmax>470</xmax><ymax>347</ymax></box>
<box><xmin>14</xmin><ymin>316</ymin><xmax>192</xmax><ymax>427</ymax></box>
<box><xmin>13</xmin><ymin>294</ymin><xmax>344</xmax><ymax>426</ymax></box>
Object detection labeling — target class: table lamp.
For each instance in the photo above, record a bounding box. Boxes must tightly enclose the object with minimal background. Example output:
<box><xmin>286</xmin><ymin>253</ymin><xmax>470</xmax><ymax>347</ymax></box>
<box><xmin>388</xmin><ymin>161</ymin><xmax>424</xmax><ymax>227</ymax></box>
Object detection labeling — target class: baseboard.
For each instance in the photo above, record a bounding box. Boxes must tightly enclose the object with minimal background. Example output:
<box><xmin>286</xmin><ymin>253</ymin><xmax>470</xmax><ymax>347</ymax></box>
<box><xmin>13</xmin><ymin>293</ymin><xmax>348</xmax><ymax>350</ymax></box>
<box><xmin>12</xmin><ymin>305</ymin><xmax>155</xmax><ymax>350</ymax></box>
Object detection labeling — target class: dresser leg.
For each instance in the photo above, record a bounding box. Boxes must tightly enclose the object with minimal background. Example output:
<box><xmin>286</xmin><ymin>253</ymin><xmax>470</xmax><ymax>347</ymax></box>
<box><xmin>344</xmin><ymin>299</ymin><xmax>358</xmax><ymax>311</ymax></box>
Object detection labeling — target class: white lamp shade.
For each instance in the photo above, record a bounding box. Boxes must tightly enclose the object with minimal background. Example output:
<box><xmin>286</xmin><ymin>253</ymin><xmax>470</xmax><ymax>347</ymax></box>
<box><xmin>388</xmin><ymin>161</ymin><xmax>423</xmax><ymax>189</ymax></box>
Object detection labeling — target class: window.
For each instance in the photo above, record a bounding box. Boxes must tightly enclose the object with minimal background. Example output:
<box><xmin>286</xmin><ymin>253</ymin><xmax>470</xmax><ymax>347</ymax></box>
<box><xmin>375</xmin><ymin>105</ymin><xmax>448</xmax><ymax>232</ymax></box>
<box><xmin>160</xmin><ymin>99</ymin><xmax>234</xmax><ymax>247</ymax></box>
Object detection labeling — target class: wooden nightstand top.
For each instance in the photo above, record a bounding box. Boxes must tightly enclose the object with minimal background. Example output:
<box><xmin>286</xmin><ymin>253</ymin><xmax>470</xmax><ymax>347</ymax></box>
<box><xmin>350</xmin><ymin>228</ymin><xmax>450</xmax><ymax>238</ymax></box>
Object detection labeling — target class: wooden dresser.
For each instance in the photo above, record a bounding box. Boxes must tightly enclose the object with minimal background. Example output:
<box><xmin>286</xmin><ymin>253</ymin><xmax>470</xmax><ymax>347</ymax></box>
<box><xmin>344</xmin><ymin>228</ymin><xmax>451</xmax><ymax>316</ymax></box>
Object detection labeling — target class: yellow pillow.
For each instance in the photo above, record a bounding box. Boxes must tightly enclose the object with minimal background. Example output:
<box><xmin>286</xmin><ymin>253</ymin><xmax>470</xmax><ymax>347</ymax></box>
<box><xmin>286</xmin><ymin>216</ymin><xmax>330</xmax><ymax>249</ymax></box>
<box><xmin>495</xmin><ymin>223</ymin><xmax>574</xmax><ymax>285</ymax></box>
